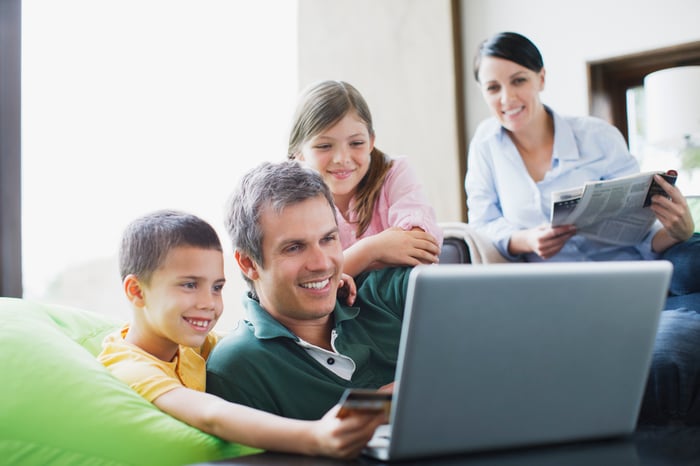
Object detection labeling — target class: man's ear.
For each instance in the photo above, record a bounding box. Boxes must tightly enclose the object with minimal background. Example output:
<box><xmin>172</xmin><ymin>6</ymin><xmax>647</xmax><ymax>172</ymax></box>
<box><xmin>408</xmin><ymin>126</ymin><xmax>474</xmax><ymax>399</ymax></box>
<box><xmin>123</xmin><ymin>274</ymin><xmax>146</xmax><ymax>308</ymax></box>
<box><xmin>235</xmin><ymin>250</ymin><xmax>260</xmax><ymax>281</ymax></box>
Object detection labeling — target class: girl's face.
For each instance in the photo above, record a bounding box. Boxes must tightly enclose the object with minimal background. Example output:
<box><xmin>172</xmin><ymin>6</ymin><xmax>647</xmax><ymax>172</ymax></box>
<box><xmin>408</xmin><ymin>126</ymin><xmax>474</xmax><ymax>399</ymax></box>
<box><xmin>297</xmin><ymin>112</ymin><xmax>374</xmax><ymax>203</ymax></box>
<box><xmin>477</xmin><ymin>56</ymin><xmax>545</xmax><ymax>134</ymax></box>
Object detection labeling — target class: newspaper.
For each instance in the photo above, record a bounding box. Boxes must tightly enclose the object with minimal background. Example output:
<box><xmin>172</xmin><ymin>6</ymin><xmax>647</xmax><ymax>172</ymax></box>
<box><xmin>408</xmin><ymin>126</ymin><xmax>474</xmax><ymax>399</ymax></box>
<box><xmin>550</xmin><ymin>171</ymin><xmax>677</xmax><ymax>245</ymax></box>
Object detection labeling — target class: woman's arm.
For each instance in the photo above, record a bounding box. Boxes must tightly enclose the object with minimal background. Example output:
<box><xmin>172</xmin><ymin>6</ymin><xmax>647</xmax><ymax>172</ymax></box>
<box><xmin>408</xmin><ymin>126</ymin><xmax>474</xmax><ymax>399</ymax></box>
<box><xmin>508</xmin><ymin>224</ymin><xmax>577</xmax><ymax>259</ymax></box>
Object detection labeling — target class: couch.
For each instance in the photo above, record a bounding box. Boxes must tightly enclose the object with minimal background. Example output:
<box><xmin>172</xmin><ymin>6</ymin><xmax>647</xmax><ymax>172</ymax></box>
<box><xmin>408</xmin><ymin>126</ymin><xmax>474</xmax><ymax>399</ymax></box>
<box><xmin>0</xmin><ymin>297</ymin><xmax>259</xmax><ymax>466</ymax></box>
<box><xmin>438</xmin><ymin>222</ymin><xmax>508</xmax><ymax>264</ymax></box>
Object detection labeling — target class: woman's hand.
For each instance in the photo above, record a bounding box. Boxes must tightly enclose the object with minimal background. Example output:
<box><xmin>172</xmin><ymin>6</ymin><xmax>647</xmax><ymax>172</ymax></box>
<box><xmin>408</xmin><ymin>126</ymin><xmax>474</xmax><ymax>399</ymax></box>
<box><xmin>650</xmin><ymin>174</ymin><xmax>695</xmax><ymax>252</ymax></box>
<box><xmin>509</xmin><ymin>224</ymin><xmax>577</xmax><ymax>259</ymax></box>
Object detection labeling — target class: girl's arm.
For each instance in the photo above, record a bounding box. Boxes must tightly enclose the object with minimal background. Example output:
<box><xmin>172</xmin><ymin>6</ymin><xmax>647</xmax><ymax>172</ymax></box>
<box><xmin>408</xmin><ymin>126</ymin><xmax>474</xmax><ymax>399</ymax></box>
<box><xmin>154</xmin><ymin>387</ymin><xmax>386</xmax><ymax>459</ymax></box>
<box><xmin>342</xmin><ymin>157</ymin><xmax>441</xmax><ymax>276</ymax></box>
<box><xmin>342</xmin><ymin>227</ymin><xmax>439</xmax><ymax>277</ymax></box>
<box><xmin>383</xmin><ymin>157</ymin><xmax>443</xmax><ymax>245</ymax></box>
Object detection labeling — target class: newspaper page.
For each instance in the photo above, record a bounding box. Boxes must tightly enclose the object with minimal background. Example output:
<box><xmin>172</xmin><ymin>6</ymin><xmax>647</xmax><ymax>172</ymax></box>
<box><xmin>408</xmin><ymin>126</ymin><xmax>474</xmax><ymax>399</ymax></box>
<box><xmin>550</xmin><ymin>171</ymin><xmax>677</xmax><ymax>245</ymax></box>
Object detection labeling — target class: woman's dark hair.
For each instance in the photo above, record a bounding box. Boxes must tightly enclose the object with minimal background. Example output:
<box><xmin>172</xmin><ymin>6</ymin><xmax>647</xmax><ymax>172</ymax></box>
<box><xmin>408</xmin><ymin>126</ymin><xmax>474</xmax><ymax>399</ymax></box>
<box><xmin>473</xmin><ymin>32</ymin><xmax>544</xmax><ymax>82</ymax></box>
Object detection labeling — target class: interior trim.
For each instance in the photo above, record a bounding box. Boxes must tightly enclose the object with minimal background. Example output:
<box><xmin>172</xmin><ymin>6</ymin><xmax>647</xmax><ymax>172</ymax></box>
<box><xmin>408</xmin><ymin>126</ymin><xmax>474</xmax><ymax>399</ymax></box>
<box><xmin>588</xmin><ymin>40</ymin><xmax>700</xmax><ymax>143</ymax></box>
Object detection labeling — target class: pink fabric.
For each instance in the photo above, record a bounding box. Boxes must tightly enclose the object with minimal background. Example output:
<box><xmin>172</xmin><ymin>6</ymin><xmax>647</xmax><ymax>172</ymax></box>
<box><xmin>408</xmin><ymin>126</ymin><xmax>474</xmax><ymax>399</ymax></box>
<box><xmin>336</xmin><ymin>156</ymin><xmax>443</xmax><ymax>249</ymax></box>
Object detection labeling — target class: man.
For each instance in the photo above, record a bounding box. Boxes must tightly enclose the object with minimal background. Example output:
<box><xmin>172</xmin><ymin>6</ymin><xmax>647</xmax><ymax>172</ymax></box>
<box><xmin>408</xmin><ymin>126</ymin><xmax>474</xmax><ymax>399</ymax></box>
<box><xmin>208</xmin><ymin>160</ymin><xmax>700</xmax><ymax>425</ymax></box>
<box><xmin>207</xmin><ymin>161</ymin><xmax>408</xmax><ymax>420</ymax></box>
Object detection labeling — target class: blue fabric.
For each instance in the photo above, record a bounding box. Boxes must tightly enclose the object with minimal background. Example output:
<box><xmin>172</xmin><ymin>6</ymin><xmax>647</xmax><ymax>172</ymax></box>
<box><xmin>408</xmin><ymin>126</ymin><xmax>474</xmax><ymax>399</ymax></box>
<box><xmin>466</xmin><ymin>106</ymin><xmax>661</xmax><ymax>262</ymax></box>
<box><xmin>663</xmin><ymin>233</ymin><xmax>700</xmax><ymax>298</ymax></box>
<box><xmin>639</xmin><ymin>308</ymin><xmax>700</xmax><ymax>425</ymax></box>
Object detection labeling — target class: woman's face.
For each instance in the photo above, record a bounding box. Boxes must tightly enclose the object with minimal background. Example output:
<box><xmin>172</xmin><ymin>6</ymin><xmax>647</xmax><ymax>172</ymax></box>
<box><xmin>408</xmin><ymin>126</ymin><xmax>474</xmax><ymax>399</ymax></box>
<box><xmin>297</xmin><ymin>111</ymin><xmax>374</xmax><ymax>203</ymax></box>
<box><xmin>477</xmin><ymin>56</ymin><xmax>545</xmax><ymax>133</ymax></box>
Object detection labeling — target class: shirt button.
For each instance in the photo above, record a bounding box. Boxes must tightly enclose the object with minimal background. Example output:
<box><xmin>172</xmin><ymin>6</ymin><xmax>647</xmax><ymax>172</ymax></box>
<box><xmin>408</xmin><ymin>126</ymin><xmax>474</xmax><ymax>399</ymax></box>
<box><xmin>327</xmin><ymin>357</ymin><xmax>335</xmax><ymax>365</ymax></box>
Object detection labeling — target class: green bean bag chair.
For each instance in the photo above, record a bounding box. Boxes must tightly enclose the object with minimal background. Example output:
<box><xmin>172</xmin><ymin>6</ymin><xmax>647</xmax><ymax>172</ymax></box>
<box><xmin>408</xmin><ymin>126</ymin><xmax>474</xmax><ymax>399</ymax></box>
<box><xmin>0</xmin><ymin>297</ymin><xmax>259</xmax><ymax>466</ymax></box>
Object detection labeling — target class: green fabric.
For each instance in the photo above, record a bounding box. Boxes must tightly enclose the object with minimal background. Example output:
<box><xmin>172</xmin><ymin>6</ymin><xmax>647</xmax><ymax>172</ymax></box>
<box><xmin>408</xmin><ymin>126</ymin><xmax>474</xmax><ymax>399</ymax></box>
<box><xmin>206</xmin><ymin>266</ymin><xmax>411</xmax><ymax>421</ymax></box>
<box><xmin>0</xmin><ymin>298</ymin><xmax>259</xmax><ymax>466</ymax></box>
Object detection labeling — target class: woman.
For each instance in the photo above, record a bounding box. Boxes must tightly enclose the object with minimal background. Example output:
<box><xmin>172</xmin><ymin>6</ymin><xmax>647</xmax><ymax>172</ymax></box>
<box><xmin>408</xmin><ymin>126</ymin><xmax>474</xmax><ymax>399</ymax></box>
<box><xmin>465</xmin><ymin>31</ymin><xmax>699</xmax><ymax>309</ymax></box>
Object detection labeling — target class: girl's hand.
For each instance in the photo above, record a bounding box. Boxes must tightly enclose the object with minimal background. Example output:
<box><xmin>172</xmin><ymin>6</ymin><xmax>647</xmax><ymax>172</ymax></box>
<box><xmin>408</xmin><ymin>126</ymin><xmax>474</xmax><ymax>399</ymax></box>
<box><xmin>373</xmin><ymin>227</ymin><xmax>441</xmax><ymax>267</ymax></box>
<box><xmin>337</xmin><ymin>273</ymin><xmax>357</xmax><ymax>306</ymax></box>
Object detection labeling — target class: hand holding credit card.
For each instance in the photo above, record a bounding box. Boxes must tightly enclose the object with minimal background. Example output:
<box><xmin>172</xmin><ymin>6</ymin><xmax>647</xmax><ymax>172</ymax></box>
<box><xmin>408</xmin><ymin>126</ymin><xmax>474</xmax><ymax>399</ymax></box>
<box><xmin>336</xmin><ymin>388</ymin><xmax>392</xmax><ymax>419</ymax></box>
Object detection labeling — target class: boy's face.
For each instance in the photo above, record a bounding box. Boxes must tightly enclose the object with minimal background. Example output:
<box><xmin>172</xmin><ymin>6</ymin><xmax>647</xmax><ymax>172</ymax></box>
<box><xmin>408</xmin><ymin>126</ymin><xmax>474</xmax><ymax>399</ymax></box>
<box><xmin>137</xmin><ymin>246</ymin><xmax>225</xmax><ymax>357</ymax></box>
<box><xmin>248</xmin><ymin>195</ymin><xmax>343</xmax><ymax>324</ymax></box>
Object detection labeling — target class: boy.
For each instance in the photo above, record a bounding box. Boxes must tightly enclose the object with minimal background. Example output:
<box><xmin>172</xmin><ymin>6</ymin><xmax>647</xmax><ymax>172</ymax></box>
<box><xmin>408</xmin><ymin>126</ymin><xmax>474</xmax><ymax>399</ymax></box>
<box><xmin>98</xmin><ymin>209</ymin><xmax>384</xmax><ymax>459</ymax></box>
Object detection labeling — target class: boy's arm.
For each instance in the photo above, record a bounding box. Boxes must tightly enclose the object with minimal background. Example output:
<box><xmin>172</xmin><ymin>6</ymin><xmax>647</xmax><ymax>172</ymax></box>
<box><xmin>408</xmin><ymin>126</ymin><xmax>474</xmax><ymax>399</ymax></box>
<box><xmin>153</xmin><ymin>386</ymin><xmax>385</xmax><ymax>459</ymax></box>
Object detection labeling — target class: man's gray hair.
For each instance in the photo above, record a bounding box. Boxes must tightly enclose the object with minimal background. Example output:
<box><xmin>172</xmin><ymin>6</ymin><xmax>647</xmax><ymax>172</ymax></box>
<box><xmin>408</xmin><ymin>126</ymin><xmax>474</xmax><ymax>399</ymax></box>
<box><xmin>224</xmin><ymin>160</ymin><xmax>336</xmax><ymax>293</ymax></box>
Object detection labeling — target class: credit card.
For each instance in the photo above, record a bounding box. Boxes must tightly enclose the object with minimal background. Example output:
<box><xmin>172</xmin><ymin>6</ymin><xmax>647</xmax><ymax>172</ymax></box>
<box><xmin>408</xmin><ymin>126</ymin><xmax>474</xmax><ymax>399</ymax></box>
<box><xmin>336</xmin><ymin>388</ymin><xmax>392</xmax><ymax>418</ymax></box>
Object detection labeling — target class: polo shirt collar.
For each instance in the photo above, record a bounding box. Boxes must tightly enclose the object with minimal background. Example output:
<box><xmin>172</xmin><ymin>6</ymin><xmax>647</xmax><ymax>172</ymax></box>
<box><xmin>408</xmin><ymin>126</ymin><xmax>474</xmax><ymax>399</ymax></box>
<box><xmin>242</xmin><ymin>293</ymin><xmax>360</xmax><ymax>341</ymax></box>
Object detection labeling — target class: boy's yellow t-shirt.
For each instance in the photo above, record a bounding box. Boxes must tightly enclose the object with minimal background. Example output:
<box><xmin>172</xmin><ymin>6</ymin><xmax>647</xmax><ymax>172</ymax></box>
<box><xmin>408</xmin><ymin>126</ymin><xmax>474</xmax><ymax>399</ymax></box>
<box><xmin>98</xmin><ymin>325</ymin><xmax>219</xmax><ymax>402</ymax></box>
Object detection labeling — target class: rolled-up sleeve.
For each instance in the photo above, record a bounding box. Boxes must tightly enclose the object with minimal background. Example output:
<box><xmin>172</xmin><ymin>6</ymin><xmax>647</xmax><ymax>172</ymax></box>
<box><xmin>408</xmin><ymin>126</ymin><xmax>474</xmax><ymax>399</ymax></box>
<box><xmin>383</xmin><ymin>156</ymin><xmax>444</xmax><ymax>246</ymax></box>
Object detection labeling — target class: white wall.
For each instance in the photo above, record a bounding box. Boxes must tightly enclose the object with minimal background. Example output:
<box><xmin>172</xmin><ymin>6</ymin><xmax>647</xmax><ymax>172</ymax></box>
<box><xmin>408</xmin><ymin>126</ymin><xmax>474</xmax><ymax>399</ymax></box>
<box><xmin>462</xmin><ymin>0</ymin><xmax>700</xmax><ymax>139</ymax></box>
<box><xmin>298</xmin><ymin>0</ymin><xmax>463</xmax><ymax>222</ymax></box>
<box><xmin>299</xmin><ymin>0</ymin><xmax>700</xmax><ymax>224</ymax></box>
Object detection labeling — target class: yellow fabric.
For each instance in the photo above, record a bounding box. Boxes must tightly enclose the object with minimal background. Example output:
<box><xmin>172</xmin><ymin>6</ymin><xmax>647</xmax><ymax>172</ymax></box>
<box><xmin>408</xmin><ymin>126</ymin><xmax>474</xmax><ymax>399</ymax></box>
<box><xmin>98</xmin><ymin>324</ymin><xmax>220</xmax><ymax>402</ymax></box>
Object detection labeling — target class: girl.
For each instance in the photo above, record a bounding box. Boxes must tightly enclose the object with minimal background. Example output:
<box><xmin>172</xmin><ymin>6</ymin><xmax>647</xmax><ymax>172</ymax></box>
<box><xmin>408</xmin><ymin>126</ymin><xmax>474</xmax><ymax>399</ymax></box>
<box><xmin>288</xmin><ymin>80</ymin><xmax>443</xmax><ymax>276</ymax></box>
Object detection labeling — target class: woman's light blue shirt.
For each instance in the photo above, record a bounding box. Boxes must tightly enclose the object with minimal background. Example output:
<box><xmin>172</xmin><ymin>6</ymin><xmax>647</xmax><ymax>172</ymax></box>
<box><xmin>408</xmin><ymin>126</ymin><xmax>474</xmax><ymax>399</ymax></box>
<box><xmin>465</xmin><ymin>107</ymin><xmax>661</xmax><ymax>262</ymax></box>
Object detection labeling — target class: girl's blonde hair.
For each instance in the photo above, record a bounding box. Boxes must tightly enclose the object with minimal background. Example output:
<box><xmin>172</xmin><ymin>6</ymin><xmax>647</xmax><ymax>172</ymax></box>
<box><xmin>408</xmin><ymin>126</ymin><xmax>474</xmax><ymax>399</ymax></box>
<box><xmin>288</xmin><ymin>80</ymin><xmax>393</xmax><ymax>236</ymax></box>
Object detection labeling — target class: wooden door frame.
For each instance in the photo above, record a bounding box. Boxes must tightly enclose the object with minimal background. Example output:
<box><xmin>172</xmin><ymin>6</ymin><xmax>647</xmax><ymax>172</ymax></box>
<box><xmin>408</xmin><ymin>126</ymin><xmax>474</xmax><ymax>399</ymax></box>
<box><xmin>588</xmin><ymin>40</ymin><xmax>700</xmax><ymax>144</ymax></box>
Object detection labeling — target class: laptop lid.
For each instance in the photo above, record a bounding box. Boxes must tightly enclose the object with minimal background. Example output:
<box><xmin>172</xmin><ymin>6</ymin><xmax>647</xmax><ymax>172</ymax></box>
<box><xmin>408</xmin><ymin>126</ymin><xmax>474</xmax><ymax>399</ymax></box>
<box><xmin>368</xmin><ymin>261</ymin><xmax>671</xmax><ymax>461</ymax></box>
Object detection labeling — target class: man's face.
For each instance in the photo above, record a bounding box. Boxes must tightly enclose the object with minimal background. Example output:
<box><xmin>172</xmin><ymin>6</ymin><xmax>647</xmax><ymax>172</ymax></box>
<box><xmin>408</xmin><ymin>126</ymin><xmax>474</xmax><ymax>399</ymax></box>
<box><xmin>252</xmin><ymin>195</ymin><xmax>343</xmax><ymax>325</ymax></box>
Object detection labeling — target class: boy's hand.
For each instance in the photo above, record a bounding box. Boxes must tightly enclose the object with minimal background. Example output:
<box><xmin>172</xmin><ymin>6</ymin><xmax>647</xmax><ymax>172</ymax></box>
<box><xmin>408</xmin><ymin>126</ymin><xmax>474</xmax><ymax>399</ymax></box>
<box><xmin>337</xmin><ymin>273</ymin><xmax>357</xmax><ymax>306</ymax></box>
<box><xmin>309</xmin><ymin>404</ymin><xmax>387</xmax><ymax>459</ymax></box>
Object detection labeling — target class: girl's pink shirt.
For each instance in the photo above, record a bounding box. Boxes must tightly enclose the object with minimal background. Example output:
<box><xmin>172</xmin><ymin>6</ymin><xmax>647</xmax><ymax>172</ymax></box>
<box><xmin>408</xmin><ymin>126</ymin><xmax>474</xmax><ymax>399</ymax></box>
<box><xmin>336</xmin><ymin>156</ymin><xmax>443</xmax><ymax>249</ymax></box>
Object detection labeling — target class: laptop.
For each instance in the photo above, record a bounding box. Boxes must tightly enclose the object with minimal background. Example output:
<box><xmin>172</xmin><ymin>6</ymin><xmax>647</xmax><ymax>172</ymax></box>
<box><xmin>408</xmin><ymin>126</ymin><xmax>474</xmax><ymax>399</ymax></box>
<box><xmin>363</xmin><ymin>261</ymin><xmax>672</xmax><ymax>461</ymax></box>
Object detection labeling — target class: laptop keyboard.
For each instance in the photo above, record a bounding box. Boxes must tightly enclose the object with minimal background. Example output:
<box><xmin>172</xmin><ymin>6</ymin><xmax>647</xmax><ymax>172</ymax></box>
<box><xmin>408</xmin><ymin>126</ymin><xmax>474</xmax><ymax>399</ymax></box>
<box><xmin>368</xmin><ymin>424</ymin><xmax>392</xmax><ymax>448</ymax></box>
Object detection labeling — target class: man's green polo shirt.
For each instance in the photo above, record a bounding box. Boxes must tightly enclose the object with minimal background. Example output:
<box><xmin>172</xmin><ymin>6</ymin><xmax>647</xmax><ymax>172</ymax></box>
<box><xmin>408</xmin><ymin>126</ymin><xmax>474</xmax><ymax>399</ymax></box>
<box><xmin>206</xmin><ymin>266</ymin><xmax>412</xmax><ymax>420</ymax></box>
